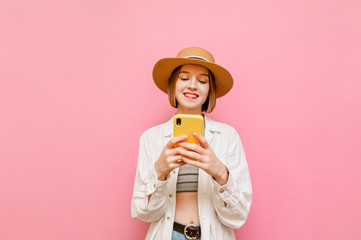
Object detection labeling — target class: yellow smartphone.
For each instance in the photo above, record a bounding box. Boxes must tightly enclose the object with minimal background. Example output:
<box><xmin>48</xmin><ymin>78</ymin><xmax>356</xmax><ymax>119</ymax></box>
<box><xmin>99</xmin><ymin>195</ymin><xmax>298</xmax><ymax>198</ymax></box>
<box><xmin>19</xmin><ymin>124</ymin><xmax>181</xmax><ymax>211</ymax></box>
<box><xmin>173</xmin><ymin>114</ymin><xmax>204</xmax><ymax>147</ymax></box>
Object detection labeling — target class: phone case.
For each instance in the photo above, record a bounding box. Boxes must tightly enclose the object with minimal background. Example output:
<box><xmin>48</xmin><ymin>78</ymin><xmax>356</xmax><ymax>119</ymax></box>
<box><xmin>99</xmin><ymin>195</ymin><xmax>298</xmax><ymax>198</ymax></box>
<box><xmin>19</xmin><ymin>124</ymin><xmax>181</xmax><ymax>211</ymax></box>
<box><xmin>173</xmin><ymin>114</ymin><xmax>204</xmax><ymax>145</ymax></box>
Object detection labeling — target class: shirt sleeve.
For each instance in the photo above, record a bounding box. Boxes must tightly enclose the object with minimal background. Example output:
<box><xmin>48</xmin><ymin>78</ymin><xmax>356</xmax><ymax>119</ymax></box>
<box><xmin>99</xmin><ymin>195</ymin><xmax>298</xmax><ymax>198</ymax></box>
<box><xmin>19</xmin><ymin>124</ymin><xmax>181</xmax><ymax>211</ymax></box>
<box><xmin>210</xmin><ymin>128</ymin><xmax>253</xmax><ymax>229</ymax></box>
<box><xmin>131</xmin><ymin>133</ymin><xmax>169</xmax><ymax>222</ymax></box>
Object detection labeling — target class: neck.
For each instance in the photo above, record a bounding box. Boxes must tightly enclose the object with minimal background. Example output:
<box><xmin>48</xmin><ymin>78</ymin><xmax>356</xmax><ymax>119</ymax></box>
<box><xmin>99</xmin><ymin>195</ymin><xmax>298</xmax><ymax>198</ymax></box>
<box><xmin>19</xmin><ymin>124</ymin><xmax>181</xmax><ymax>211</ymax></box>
<box><xmin>177</xmin><ymin>106</ymin><xmax>203</xmax><ymax>116</ymax></box>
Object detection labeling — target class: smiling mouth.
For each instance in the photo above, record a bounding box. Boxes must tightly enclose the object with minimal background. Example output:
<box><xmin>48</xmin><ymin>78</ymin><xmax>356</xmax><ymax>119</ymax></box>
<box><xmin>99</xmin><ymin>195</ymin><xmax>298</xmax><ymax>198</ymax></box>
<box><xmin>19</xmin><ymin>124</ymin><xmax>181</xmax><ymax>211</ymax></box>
<box><xmin>183</xmin><ymin>92</ymin><xmax>199</xmax><ymax>99</ymax></box>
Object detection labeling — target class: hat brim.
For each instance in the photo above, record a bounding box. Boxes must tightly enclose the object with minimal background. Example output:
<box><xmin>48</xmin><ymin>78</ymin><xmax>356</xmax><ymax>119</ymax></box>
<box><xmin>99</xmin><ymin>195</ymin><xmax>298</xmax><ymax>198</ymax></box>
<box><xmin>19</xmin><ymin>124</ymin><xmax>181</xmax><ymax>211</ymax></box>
<box><xmin>152</xmin><ymin>58</ymin><xmax>233</xmax><ymax>98</ymax></box>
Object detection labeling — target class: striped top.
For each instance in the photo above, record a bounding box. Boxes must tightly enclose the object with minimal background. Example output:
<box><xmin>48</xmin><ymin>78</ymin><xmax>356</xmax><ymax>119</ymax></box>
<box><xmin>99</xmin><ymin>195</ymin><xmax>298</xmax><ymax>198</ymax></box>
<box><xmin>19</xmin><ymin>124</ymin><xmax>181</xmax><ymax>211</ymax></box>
<box><xmin>176</xmin><ymin>164</ymin><xmax>199</xmax><ymax>192</ymax></box>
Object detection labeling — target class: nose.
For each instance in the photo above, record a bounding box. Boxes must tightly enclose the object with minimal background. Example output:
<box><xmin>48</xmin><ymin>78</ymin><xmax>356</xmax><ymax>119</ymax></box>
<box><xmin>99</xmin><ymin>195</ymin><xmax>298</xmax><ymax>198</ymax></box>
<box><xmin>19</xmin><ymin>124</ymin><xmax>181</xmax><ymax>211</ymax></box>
<box><xmin>187</xmin><ymin>78</ymin><xmax>197</xmax><ymax>90</ymax></box>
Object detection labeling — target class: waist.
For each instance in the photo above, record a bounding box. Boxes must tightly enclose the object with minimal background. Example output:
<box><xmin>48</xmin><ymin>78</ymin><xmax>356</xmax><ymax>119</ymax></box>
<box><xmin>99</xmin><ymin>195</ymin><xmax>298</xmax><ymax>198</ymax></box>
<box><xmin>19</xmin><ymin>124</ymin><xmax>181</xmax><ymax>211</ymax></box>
<box><xmin>175</xmin><ymin>192</ymin><xmax>200</xmax><ymax>225</ymax></box>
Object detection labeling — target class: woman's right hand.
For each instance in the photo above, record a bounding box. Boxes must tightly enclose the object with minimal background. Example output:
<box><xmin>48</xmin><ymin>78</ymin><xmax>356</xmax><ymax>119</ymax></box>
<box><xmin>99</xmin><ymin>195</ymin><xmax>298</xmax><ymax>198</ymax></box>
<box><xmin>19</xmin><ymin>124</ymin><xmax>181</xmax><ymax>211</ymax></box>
<box><xmin>155</xmin><ymin>135</ymin><xmax>188</xmax><ymax>181</ymax></box>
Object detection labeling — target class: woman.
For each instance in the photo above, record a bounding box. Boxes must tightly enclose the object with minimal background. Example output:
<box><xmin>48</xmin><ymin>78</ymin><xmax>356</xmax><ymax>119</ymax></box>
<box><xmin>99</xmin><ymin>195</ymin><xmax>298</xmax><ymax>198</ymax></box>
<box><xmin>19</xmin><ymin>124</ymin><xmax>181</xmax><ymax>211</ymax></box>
<box><xmin>131</xmin><ymin>47</ymin><xmax>252</xmax><ymax>240</ymax></box>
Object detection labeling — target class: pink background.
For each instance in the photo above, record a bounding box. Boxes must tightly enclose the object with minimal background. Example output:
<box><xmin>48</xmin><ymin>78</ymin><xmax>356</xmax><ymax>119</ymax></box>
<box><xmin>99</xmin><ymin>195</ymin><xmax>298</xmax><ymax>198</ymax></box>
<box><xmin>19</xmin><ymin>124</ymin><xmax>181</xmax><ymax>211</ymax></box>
<box><xmin>1</xmin><ymin>0</ymin><xmax>360</xmax><ymax>239</ymax></box>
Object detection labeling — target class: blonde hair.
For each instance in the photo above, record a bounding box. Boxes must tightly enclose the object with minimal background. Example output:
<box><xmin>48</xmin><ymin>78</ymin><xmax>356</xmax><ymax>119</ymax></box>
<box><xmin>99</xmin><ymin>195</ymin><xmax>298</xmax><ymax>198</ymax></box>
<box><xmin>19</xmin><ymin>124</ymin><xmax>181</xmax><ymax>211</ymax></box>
<box><xmin>167</xmin><ymin>65</ymin><xmax>216</xmax><ymax>113</ymax></box>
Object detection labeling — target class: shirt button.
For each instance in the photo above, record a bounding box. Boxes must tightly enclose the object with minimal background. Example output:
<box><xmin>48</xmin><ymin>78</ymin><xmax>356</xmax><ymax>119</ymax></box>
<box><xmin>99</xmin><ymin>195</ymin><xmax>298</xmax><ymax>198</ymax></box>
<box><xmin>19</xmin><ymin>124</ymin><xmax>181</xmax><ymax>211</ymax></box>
<box><xmin>219</xmin><ymin>189</ymin><xmax>224</xmax><ymax>193</ymax></box>
<box><xmin>173</xmin><ymin>170</ymin><xmax>176</xmax><ymax>174</ymax></box>
<box><xmin>153</xmin><ymin>184</ymin><xmax>156</xmax><ymax>188</ymax></box>
<box><xmin>169</xmin><ymin>193</ymin><xmax>173</xmax><ymax>198</ymax></box>
<box><xmin>166</xmin><ymin>217</ymin><xmax>170</xmax><ymax>221</ymax></box>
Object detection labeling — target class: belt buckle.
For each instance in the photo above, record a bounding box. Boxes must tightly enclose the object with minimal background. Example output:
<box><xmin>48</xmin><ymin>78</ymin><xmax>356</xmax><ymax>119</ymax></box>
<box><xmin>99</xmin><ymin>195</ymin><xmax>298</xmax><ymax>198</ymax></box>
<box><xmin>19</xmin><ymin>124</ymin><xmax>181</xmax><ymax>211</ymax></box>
<box><xmin>184</xmin><ymin>224</ymin><xmax>197</xmax><ymax>240</ymax></box>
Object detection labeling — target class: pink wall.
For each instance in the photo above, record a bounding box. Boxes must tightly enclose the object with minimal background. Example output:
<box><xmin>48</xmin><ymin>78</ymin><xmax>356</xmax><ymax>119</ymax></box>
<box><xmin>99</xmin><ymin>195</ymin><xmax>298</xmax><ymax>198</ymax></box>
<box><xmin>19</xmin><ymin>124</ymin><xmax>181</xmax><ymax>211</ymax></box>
<box><xmin>1</xmin><ymin>0</ymin><xmax>360</xmax><ymax>239</ymax></box>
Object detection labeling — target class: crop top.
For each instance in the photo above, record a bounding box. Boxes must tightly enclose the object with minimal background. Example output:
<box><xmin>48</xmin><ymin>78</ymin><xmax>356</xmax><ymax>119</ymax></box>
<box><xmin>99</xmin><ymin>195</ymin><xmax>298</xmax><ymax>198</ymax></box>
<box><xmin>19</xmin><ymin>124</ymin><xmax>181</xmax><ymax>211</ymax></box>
<box><xmin>176</xmin><ymin>164</ymin><xmax>199</xmax><ymax>192</ymax></box>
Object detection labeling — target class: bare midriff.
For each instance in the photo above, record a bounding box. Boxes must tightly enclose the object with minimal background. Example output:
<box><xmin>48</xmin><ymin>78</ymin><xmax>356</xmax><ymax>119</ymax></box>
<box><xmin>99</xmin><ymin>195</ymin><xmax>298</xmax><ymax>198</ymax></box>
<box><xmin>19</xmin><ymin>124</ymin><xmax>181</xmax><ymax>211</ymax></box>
<box><xmin>174</xmin><ymin>192</ymin><xmax>200</xmax><ymax>225</ymax></box>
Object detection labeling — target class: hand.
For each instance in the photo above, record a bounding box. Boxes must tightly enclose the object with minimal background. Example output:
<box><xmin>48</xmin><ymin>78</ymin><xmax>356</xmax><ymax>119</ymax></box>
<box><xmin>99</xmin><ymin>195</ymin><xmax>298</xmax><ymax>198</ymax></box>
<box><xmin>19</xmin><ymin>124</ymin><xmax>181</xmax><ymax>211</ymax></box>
<box><xmin>178</xmin><ymin>132</ymin><xmax>229</xmax><ymax>185</ymax></box>
<box><xmin>154</xmin><ymin>135</ymin><xmax>188</xmax><ymax>181</ymax></box>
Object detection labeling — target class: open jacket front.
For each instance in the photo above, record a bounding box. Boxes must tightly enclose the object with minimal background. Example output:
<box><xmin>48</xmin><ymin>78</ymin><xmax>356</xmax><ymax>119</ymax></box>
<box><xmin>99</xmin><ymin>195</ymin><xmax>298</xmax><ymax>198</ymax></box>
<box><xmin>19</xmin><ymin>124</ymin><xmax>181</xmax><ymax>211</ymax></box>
<box><xmin>131</xmin><ymin>115</ymin><xmax>252</xmax><ymax>240</ymax></box>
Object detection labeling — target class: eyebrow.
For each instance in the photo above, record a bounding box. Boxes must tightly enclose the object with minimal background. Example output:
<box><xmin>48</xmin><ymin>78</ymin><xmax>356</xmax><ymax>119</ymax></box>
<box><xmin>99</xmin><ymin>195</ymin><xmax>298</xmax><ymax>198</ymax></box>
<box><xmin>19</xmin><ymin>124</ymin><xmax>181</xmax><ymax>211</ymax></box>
<box><xmin>179</xmin><ymin>71</ymin><xmax>210</xmax><ymax>78</ymax></box>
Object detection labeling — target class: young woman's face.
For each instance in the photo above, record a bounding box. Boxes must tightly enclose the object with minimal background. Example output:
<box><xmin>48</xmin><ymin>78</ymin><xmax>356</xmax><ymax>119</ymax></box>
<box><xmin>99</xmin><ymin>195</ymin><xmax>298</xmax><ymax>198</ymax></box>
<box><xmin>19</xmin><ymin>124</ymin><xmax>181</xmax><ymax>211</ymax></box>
<box><xmin>175</xmin><ymin>64</ymin><xmax>210</xmax><ymax>115</ymax></box>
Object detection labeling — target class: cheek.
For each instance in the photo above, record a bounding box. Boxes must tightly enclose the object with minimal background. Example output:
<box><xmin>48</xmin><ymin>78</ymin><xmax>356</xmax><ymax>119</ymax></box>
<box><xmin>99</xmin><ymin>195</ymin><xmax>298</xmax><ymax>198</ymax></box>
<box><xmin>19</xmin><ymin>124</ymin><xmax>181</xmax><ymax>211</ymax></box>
<box><xmin>174</xmin><ymin>84</ymin><xmax>183</xmax><ymax>100</ymax></box>
<box><xmin>202</xmin><ymin>85</ymin><xmax>210</xmax><ymax>97</ymax></box>
<box><xmin>175</xmin><ymin>83</ymin><xmax>182</xmax><ymax>95</ymax></box>
<box><xmin>175</xmin><ymin>80</ymin><xmax>184</xmax><ymax>92</ymax></box>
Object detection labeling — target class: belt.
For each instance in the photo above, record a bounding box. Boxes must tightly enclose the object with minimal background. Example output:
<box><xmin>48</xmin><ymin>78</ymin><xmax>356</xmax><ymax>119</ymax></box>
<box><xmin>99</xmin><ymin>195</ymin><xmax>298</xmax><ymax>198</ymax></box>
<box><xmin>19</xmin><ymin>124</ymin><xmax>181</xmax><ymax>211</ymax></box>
<box><xmin>173</xmin><ymin>221</ymin><xmax>201</xmax><ymax>240</ymax></box>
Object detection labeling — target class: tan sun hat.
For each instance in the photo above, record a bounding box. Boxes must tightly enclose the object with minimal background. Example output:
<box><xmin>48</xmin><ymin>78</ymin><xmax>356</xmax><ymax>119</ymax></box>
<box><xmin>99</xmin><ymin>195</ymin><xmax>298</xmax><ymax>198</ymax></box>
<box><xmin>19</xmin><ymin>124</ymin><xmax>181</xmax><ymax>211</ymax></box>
<box><xmin>152</xmin><ymin>47</ymin><xmax>234</xmax><ymax>98</ymax></box>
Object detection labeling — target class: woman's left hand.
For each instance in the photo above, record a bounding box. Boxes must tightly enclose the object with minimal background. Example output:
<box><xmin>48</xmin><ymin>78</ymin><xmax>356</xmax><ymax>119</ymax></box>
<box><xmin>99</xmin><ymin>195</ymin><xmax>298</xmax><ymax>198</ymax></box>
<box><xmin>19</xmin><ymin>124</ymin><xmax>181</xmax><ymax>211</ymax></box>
<box><xmin>178</xmin><ymin>132</ymin><xmax>229</xmax><ymax>186</ymax></box>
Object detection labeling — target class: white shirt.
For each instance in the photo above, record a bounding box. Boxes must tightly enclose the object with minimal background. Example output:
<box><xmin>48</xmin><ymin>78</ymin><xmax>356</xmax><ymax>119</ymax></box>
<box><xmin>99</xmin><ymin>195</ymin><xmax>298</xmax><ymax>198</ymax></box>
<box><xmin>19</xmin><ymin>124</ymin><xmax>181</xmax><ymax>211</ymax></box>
<box><xmin>131</xmin><ymin>115</ymin><xmax>252</xmax><ymax>240</ymax></box>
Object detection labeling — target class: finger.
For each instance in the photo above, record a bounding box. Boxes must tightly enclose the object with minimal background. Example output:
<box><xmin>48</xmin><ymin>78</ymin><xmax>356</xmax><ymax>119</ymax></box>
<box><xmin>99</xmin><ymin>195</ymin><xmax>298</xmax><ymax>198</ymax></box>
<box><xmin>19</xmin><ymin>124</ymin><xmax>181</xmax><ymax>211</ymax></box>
<box><xmin>166</xmin><ymin>135</ymin><xmax>188</xmax><ymax>148</ymax></box>
<box><xmin>182</xmin><ymin>157</ymin><xmax>206</xmax><ymax>169</ymax></box>
<box><xmin>167</xmin><ymin>147</ymin><xmax>185</xmax><ymax>157</ymax></box>
<box><xmin>168</xmin><ymin>155</ymin><xmax>185</xmax><ymax>163</ymax></box>
<box><xmin>173</xmin><ymin>160</ymin><xmax>187</xmax><ymax>168</ymax></box>
<box><xmin>178</xmin><ymin>149</ymin><xmax>202</xmax><ymax>161</ymax></box>
<box><xmin>178</xmin><ymin>142</ymin><xmax>205</xmax><ymax>155</ymax></box>
<box><xmin>193</xmin><ymin>132</ymin><xmax>209</xmax><ymax>148</ymax></box>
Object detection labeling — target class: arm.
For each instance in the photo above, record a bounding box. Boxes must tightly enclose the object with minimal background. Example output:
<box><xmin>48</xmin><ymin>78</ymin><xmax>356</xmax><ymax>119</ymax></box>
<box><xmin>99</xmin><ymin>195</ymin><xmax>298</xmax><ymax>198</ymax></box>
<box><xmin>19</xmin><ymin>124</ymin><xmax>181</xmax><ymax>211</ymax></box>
<box><xmin>131</xmin><ymin>133</ymin><xmax>188</xmax><ymax>222</ymax></box>
<box><xmin>131</xmin><ymin>134</ymin><xmax>169</xmax><ymax>222</ymax></box>
<box><xmin>210</xmin><ymin>129</ymin><xmax>252</xmax><ymax>229</ymax></box>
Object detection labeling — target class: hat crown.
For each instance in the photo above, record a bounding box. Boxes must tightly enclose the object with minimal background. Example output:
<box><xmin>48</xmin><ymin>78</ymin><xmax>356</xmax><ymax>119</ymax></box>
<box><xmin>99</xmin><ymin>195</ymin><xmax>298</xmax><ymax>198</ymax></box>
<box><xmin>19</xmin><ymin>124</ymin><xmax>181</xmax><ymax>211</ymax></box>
<box><xmin>176</xmin><ymin>47</ymin><xmax>215</xmax><ymax>63</ymax></box>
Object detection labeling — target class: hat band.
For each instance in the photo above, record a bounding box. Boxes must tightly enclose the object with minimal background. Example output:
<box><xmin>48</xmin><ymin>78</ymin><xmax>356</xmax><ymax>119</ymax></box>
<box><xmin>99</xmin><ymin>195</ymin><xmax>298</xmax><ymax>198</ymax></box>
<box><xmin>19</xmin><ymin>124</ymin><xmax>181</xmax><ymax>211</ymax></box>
<box><xmin>185</xmin><ymin>56</ymin><xmax>209</xmax><ymax>62</ymax></box>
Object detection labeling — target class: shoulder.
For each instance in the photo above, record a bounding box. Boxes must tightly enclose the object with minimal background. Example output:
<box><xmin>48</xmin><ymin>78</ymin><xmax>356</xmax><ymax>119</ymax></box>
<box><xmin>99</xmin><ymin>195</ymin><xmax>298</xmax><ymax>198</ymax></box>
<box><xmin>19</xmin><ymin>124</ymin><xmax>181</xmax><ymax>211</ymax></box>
<box><xmin>206</xmin><ymin>116</ymin><xmax>239</xmax><ymax>136</ymax></box>
<box><xmin>217</xmin><ymin>121</ymin><xmax>238</xmax><ymax>133</ymax></box>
